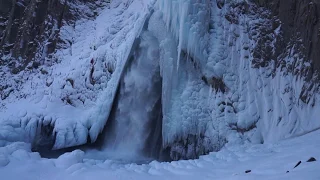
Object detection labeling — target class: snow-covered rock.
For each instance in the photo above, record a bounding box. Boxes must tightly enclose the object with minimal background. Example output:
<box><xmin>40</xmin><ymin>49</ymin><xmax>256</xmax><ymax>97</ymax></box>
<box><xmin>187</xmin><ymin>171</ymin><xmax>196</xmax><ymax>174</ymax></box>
<box><xmin>0</xmin><ymin>0</ymin><xmax>156</xmax><ymax>149</ymax></box>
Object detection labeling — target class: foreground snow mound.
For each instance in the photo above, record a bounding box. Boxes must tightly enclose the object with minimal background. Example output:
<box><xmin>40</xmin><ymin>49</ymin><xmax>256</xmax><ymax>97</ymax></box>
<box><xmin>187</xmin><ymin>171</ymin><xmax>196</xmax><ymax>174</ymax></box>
<box><xmin>1</xmin><ymin>129</ymin><xmax>320</xmax><ymax>179</ymax></box>
<box><xmin>0</xmin><ymin>0</ymin><xmax>155</xmax><ymax>149</ymax></box>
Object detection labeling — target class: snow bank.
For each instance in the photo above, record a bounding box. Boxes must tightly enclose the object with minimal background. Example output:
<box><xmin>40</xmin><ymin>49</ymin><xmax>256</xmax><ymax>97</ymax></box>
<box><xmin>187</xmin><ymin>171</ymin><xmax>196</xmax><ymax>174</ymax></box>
<box><xmin>1</xmin><ymin>126</ymin><xmax>320</xmax><ymax>179</ymax></box>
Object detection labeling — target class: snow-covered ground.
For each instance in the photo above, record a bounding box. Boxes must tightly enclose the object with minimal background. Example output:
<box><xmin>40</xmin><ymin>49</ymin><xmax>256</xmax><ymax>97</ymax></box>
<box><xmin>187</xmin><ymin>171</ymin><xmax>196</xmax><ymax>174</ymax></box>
<box><xmin>1</xmin><ymin>129</ymin><xmax>320</xmax><ymax>179</ymax></box>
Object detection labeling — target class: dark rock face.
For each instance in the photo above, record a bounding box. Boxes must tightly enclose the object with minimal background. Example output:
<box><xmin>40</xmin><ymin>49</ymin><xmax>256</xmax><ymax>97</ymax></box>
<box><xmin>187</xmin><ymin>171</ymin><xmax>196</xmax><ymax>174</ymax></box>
<box><xmin>0</xmin><ymin>0</ymin><xmax>105</xmax><ymax>101</ymax></box>
<box><xmin>164</xmin><ymin>134</ymin><xmax>224</xmax><ymax>161</ymax></box>
<box><xmin>254</xmin><ymin>0</ymin><xmax>320</xmax><ymax>79</ymax></box>
<box><xmin>250</xmin><ymin>0</ymin><xmax>320</xmax><ymax>106</ymax></box>
<box><xmin>0</xmin><ymin>0</ymin><xmax>101</xmax><ymax>73</ymax></box>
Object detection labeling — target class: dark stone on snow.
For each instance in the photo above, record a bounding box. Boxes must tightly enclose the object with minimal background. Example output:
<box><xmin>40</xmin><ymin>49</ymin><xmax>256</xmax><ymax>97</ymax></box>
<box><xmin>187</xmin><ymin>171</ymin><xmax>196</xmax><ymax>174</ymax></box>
<box><xmin>245</xmin><ymin>170</ymin><xmax>251</xmax><ymax>173</ymax></box>
<box><xmin>294</xmin><ymin>161</ymin><xmax>302</xmax><ymax>168</ymax></box>
<box><xmin>307</xmin><ymin>157</ymin><xmax>317</xmax><ymax>162</ymax></box>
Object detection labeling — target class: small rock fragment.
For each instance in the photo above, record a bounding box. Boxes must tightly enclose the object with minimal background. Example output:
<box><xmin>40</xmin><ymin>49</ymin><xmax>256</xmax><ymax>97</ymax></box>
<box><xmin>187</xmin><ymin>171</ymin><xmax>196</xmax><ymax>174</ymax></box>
<box><xmin>245</xmin><ymin>170</ymin><xmax>251</xmax><ymax>173</ymax></box>
<box><xmin>307</xmin><ymin>157</ymin><xmax>316</xmax><ymax>162</ymax></box>
<box><xmin>294</xmin><ymin>161</ymin><xmax>301</xmax><ymax>168</ymax></box>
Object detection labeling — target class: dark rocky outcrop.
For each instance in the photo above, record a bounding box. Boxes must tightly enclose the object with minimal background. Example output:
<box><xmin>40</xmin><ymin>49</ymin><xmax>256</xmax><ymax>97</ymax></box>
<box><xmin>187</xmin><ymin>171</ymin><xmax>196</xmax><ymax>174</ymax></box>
<box><xmin>202</xmin><ymin>76</ymin><xmax>227</xmax><ymax>93</ymax></box>
<box><xmin>249</xmin><ymin>0</ymin><xmax>320</xmax><ymax>107</ymax></box>
<box><xmin>253</xmin><ymin>0</ymin><xmax>320</xmax><ymax>79</ymax></box>
<box><xmin>163</xmin><ymin>133</ymin><xmax>225</xmax><ymax>161</ymax></box>
<box><xmin>0</xmin><ymin>0</ymin><xmax>103</xmax><ymax>74</ymax></box>
<box><xmin>0</xmin><ymin>0</ymin><xmax>105</xmax><ymax>102</ymax></box>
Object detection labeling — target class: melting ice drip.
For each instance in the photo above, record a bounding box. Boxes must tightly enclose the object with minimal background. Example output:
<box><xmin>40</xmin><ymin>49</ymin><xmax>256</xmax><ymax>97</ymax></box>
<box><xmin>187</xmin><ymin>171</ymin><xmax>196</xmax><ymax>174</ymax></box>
<box><xmin>100</xmin><ymin>31</ymin><xmax>163</xmax><ymax>162</ymax></box>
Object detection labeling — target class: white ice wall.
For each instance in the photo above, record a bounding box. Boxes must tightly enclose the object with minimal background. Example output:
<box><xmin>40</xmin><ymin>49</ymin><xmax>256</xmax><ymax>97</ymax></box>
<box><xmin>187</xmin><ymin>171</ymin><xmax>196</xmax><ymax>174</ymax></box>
<box><xmin>157</xmin><ymin>0</ymin><xmax>211</xmax><ymax>70</ymax></box>
<box><xmin>205</xmin><ymin>0</ymin><xmax>320</xmax><ymax>143</ymax></box>
<box><xmin>151</xmin><ymin>0</ymin><xmax>220</xmax><ymax>157</ymax></box>
<box><xmin>155</xmin><ymin>0</ymin><xmax>320</xmax><ymax>157</ymax></box>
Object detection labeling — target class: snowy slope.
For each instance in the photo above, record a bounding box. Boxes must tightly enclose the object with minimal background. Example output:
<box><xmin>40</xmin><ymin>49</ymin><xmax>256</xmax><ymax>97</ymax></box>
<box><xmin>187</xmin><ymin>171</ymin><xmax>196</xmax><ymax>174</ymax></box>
<box><xmin>0</xmin><ymin>0</ymin><xmax>155</xmax><ymax>149</ymax></box>
<box><xmin>1</xmin><ymin>129</ymin><xmax>320</xmax><ymax>180</ymax></box>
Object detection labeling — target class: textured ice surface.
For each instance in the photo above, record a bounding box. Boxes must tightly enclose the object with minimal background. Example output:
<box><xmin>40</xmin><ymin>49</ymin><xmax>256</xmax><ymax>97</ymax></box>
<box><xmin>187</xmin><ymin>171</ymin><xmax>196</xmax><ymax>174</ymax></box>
<box><xmin>149</xmin><ymin>3</ymin><xmax>218</xmax><ymax>159</ymax></box>
<box><xmin>151</xmin><ymin>0</ymin><xmax>320</xmax><ymax>159</ymax></box>
<box><xmin>157</xmin><ymin>0</ymin><xmax>210</xmax><ymax>70</ymax></box>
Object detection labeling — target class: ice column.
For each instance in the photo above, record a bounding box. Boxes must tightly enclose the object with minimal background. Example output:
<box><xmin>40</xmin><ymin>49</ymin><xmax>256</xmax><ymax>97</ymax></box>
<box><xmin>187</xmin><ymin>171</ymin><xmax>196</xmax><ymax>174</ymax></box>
<box><xmin>156</xmin><ymin>0</ymin><xmax>211</xmax><ymax>70</ymax></box>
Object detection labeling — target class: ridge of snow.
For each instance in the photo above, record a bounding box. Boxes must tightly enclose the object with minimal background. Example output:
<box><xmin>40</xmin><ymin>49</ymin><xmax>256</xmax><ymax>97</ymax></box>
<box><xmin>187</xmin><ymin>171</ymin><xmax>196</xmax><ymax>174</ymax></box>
<box><xmin>1</xmin><ymin>128</ymin><xmax>320</xmax><ymax>179</ymax></box>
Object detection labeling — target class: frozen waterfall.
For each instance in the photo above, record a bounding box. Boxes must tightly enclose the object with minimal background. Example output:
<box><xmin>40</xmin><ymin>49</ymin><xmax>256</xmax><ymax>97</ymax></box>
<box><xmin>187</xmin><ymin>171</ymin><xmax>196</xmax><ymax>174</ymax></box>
<box><xmin>3</xmin><ymin>0</ymin><xmax>319</xmax><ymax>163</ymax></box>
<box><xmin>96</xmin><ymin>30</ymin><xmax>164</xmax><ymax>162</ymax></box>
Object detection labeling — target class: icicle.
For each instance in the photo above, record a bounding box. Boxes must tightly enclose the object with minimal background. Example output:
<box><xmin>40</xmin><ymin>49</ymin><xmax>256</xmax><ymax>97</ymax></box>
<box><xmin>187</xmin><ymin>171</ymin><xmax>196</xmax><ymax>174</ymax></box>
<box><xmin>157</xmin><ymin>0</ymin><xmax>210</xmax><ymax>70</ymax></box>
<box><xmin>177</xmin><ymin>1</ymin><xmax>189</xmax><ymax>71</ymax></box>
